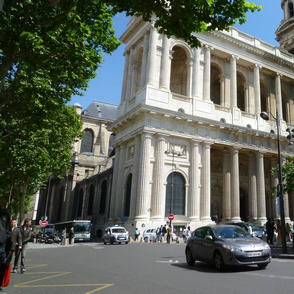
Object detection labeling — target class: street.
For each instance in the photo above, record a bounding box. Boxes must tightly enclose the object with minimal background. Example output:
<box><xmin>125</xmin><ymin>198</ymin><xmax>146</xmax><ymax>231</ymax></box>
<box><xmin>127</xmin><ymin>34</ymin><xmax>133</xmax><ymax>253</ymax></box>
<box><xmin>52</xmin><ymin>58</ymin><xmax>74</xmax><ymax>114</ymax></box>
<box><xmin>5</xmin><ymin>242</ymin><xmax>294</xmax><ymax>294</ymax></box>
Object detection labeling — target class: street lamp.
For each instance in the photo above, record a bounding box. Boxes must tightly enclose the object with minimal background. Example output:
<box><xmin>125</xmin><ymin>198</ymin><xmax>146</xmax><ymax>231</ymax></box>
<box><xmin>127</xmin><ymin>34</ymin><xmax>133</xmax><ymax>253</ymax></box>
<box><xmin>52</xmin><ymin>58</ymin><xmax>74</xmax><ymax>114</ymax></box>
<box><xmin>165</xmin><ymin>149</ymin><xmax>182</xmax><ymax>226</ymax></box>
<box><xmin>260</xmin><ymin>109</ymin><xmax>287</xmax><ymax>254</ymax></box>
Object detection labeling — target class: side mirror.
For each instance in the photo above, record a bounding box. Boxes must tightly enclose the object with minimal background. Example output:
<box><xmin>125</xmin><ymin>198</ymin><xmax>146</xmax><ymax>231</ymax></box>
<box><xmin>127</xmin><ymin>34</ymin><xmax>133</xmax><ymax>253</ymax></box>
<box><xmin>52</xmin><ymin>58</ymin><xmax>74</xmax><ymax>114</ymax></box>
<box><xmin>205</xmin><ymin>235</ymin><xmax>213</xmax><ymax>241</ymax></box>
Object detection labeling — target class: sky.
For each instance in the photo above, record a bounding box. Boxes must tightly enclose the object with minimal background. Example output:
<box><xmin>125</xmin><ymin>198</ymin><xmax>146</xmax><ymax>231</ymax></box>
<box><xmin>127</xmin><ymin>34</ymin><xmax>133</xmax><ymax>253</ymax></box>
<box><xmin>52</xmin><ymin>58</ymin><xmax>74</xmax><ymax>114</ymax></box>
<box><xmin>69</xmin><ymin>0</ymin><xmax>283</xmax><ymax>110</ymax></box>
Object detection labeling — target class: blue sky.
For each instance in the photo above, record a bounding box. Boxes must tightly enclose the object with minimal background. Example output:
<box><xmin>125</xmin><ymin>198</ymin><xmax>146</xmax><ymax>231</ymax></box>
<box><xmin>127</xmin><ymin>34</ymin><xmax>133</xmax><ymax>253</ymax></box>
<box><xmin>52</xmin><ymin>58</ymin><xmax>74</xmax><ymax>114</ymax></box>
<box><xmin>69</xmin><ymin>0</ymin><xmax>283</xmax><ymax>110</ymax></box>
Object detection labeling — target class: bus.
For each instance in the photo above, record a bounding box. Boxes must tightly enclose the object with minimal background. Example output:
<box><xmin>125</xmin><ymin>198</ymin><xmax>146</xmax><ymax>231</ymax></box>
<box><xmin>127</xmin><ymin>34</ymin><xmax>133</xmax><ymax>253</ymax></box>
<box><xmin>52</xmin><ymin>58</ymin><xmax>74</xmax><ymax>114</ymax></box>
<box><xmin>54</xmin><ymin>220</ymin><xmax>91</xmax><ymax>242</ymax></box>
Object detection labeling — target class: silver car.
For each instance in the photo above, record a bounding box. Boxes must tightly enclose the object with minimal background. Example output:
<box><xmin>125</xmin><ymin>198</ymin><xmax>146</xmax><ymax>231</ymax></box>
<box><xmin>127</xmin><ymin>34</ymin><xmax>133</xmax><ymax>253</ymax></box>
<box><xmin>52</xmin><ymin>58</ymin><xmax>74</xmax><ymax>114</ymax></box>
<box><xmin>185</xmin><ymin>225</ymin><xmax>271</xmax><ymax>271</ymax></box>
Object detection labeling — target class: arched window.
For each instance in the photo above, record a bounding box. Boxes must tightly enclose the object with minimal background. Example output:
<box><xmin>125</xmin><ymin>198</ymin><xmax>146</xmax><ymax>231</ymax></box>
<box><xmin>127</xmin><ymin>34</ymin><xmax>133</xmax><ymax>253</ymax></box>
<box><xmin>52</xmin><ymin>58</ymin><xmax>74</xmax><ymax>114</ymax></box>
<box><xmin>99</xmin><ymin>181</ymin><xmax>108</xmax><ymax>214</ymax></box>
<box><xmin>289</xmin><ymin>2</ymin><xmax>294</xmax><ymax>18</ymax></box>
<box><xmin>77</xmin><ymin>188</ymin><xmax>84</xmax><ymax>217</ymax></box>
<box><xmin>80</xmin><ymin>129</ymin><xmax>94</xmax><ymax>153</ymax></box>
<box><xmin>165</xmin><ymin>172</ymin><xmax>185</xmax><ymax>216</ymax></box>
<box><xmin>134</xmin><ymin>48</ymin><xmax>143</xmax><ymax>95</ymax></box>
<box><xmin>108</xmin><ymin>133</ymin><xmax>116</xmax><ymax>156</ymax></box>
<box><xmin>210</xmin><ymin>63</ymin><xmax>221</xmax><ymax>105</ymax></box>
<box><xmin>170</xmin><ymin>46</ymin><xmax>188</xmax><ymax>96</ymax></box>
<box><xmin>124</xmin><ymin>174</ymin><xmax>132</xmax><ymax>217</ymax></box>
<box><xmin>237</xmin><ymin>72</ymin><xmax>246</xmax><ymax>111</ymax></box>
<box><xmin>87</xmin><ymin>185</ymin><xmax>95</xmax><ymax>215</ymax></box>
<box><xmin>260</xmin><ymin>82</ymin><xmax>268</xmax><ymax>113</ymax></box>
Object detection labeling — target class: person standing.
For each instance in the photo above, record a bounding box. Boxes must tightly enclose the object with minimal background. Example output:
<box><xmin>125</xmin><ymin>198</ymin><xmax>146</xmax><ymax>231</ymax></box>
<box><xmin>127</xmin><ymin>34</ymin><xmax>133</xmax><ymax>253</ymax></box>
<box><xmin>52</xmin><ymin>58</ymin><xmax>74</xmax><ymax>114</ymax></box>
<box><xmin>0</xmin><ymin>208</ymin><xmax>11</xmax><ymax>293</ymax></box>
<box><xmin>68</xmin><ymin>227</ymin><xmax>74</xmax><ymax>245</ymax></box>
<box><xmin>19</xmin><ymin>219</ymin><xmax>31</xmax><ymax>273</ymax></box>
<box><xmin>185</xmin><ymin>226</ymin><xmax>191</xmax><ymax>240</ymax></box>
<box><xmin>166</xmin><ymin>226</ymin><xmax>172</xmax><ymax>244</ymax></box>
<box><xmin>266</xmin><ymin>218</ymin><xmax>275</xmax><ymax>245</ymax></box>
<box><xmin>11</xmin><ymin>219</ymin><xmax>22</xmax><ymax>273</ymax></box>
<box><xmin>161</xmin><ymin>225</ymin><xmax>167</xmax><ymax>241</ymax></box>
<box><xmin>61</xmin><ymin>228</ymin><xmax>67</xmax><ymax>245</ymax></box>
<box><xmin>134</xmin><ymin>228</ymin><xmax>140</xmax><ymax>241</ymax></box>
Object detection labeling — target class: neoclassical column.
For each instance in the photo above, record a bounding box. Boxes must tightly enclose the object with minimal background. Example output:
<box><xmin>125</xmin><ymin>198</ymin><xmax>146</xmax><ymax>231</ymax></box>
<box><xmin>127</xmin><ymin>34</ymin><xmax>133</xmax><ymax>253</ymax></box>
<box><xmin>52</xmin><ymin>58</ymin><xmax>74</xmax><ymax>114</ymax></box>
<box><xmin>256</xmin><ymin>152</ymin><xmax>267</xmax><ymax>222</ymax></box>
<box><xmin>253</xmin><ymin>64</ymin><xmax>262</xmax><ymax>114</ymax></box>
<box><xmin>159</xmin><ymin>35</ymin><xmax>170</xmax><ymax>90</ymax></box>
<box><xmin>201</xmin><ymin>142</ymin><xmax>211</xmax><ymax>221</ymax></box>
<box><xmin>114</xmin><ymin>144</ymin><xmax>126</xmax><ymax>216</ymax></box>
<box><xmin>275</xmin><ymin>73</ymin><xmax>283</xmax><ymax>120</ymax></box>
<box><xmin>248</xmin><ymin>153</ymin><xmax>258</xmax><ymax>220</ymax></box>
<box><xmin>230</xmin><ymin>147</ymin><xmax>241</xmax><ymax>221</ymax></box>
<box><xmin>219</xmin><ymin>74</ymin><xmax>226</xmax><ymax>106</ymax></box>
<box><xmin>244</xmin><ymin>83</ymin><xmax>250</xmax><ymax>113</ymax></box>
<box><xmin>146</xmin><ymin>23</ymin><xmax>158</xmax><ymax>86</ymax></box>
<box><xmin>270</xmin><ymin>156</ymin><xmax>278</xmax><ymax>218</ymax></box>
<box><xmin>187</xmin><ymin>58</ymin><xmax>193</xmax><ymax>97</ymax></box>
<box><xmin>121</xmin><ymin>52</ymin><xmax>130</xmax><ymax>103</ymax></box>
<box><xmin>140</xmin><ymin>33</ymin><xmax>149</xmax><ymax>88</ymax></box>
<box><xmin>189</xmin><ymin>140</ymin><xmax>201</xmax><ymax>221</ymax></box>
<box><xmin>135</xmin><ymin>133</ymin><xmax>152</xmax><ymax>219</ymax></box>
<box><xmin>125</xmin><ymin>48</ymin><xmax>134</xmax><ymax>101</ymax></box>
<box><xmin>230</xmin><ymin>55</ymin><xmax>238</xmax><ymax>108</ymax></box>
<box><xmin>222</xmin><ymin>148</ymin><xmax>231</xmax><ymax>221</ymax></box>
<box><xmin>151</xmin><ymin>135</ymin><xmax>166</xmax><ymax>220</ymax></box>
<box><xmin>203</xmin><ymin>45</ymin><xmax>212</xmax><ymax>101</ymax></box>
<box><xmin>129</xmin><ymin>136</ymin><xmax>141</xmax><ymax>218</ymax></box>
<box><xmin>192</xmin><ymin>47</ymin><xmax>200</xmax><ymax>98</ymax></box>
<box><xmin>109</xmin><ymin>145</ymin><xmax>120</xmax><ymax>219</ymax></box>
<box><xmin>284</xmin><ymin>192</ymin><xmax>291</xmax><ymax>223</ymax></box>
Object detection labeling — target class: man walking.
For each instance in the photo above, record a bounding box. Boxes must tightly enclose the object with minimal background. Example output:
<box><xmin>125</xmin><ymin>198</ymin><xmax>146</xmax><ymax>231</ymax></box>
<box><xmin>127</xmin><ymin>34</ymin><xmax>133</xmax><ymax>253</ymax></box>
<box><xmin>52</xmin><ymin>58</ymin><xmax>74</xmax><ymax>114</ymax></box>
<box><xmin>20</xmin><ymin>219</ymin><xmax>31</xmax><ymax>273</ymax></box>
<box><xmin>11</xmin><ymin>219</ymin><xmax>22</xmax><ymax>273</ymax></box>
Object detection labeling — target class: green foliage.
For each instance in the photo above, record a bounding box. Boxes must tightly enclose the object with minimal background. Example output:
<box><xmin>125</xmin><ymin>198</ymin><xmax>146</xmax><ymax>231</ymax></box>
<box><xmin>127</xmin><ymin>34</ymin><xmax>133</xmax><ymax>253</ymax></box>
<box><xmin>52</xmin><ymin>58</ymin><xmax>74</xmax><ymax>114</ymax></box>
<box><xmin>108</xmin><ymin>0</ymin><xmax>261</xmax><ymax>47</ymax></box>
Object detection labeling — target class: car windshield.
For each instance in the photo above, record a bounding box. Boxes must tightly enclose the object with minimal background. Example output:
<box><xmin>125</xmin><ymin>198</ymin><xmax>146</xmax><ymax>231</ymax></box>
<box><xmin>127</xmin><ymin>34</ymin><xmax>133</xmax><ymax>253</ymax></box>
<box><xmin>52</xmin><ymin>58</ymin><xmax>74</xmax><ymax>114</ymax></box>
<box><xmin>112</xmin><ymin>228</ymin><xmax>126</xmax><ymax>233</ymax></box>
<box><xmin>213</xmin><ymin>226</ymin><xmax>252</xmax><ymax>239</ymax></box>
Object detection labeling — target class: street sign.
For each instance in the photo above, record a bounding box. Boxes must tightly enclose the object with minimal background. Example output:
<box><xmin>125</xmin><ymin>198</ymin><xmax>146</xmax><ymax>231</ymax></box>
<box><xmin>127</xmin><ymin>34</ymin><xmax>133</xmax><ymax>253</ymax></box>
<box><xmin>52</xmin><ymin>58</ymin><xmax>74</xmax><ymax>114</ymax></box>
<box><xmin>168</xmin><ymin>214</ymin><xmax>174</xmax><ymax>221</ymax></box>
<box><xmin>41</xmin><ymin>220</ymin><xmax>48</xmax><ymax>227</ymax></box>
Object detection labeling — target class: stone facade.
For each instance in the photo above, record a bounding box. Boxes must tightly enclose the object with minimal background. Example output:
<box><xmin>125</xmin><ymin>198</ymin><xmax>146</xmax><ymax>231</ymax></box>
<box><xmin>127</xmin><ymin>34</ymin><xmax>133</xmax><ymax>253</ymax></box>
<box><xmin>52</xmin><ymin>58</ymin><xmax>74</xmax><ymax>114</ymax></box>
<box><xmin>109</xmin><ymin>10</ymin><xmax>294</xmax><ymax>233</ymax></box>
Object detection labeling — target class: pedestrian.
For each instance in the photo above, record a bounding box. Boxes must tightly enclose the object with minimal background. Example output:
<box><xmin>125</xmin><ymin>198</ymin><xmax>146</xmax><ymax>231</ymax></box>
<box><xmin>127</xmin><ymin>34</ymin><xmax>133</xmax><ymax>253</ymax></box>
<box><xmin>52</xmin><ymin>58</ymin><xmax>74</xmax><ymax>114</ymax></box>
<box><xmin>182</xmin><ymin>227</ymin><xmax>186</xmax><ymax>242</ymax></box>
<box><xmin>161</xmin><ymin>225</ymin><xmax>167</xmax><ymax>241</ymax></box>
<box><xmin>134</xmin><ymin>228</ymin><xmax>140</xmax><ymax>241</ymax></box>
<box><xmin>185</xmin><ymin>226</ymin><xmax>191</xmax><ymax>240</ymax></box>
<box><xmin>10</xmin><ymin>219</ymin><xmax>22</xmax><ymax>273</ymax></box>
<box><xmin>68</xmin><ymin>227</ymin><xmax>74</xmax><ymax>245</ymax></box>
<box><xmin>166</xmin><ymin>226</ymin><xmax>172</xmax><ymax>244</ymax></box>
<box><xmin>276</xmin><ymin>219</ymin><xmax>282</xmax><ymax>243</ymax></box>
<box><xmin>247</xmin><ymin>224</ymin><xmax>253</xmax><ymax>236</ymax></box>
<box><xmin>265</xmin><ymin>218</ymin><xmax>275</xmax><ymax>244</ymax></box>
<box><xmin>61</xmin><ymin>227</ymin><xmax>67</xmax><ymax>245</ymax></box>
<box><xmin>286</xmin><ymin>223</ymin><xmax>291</xmax><ymax>242</ymax></box>
<box><xmin>18</xmin><ymin>219</ymin><xmax>32</xmax><ymax>273</ymax></box>
<box><xmin>0</xmin><ymin>208</ymin><xmax>12</xmax><ymax>292</ymax></box>
<box><xmin>156</xmin><ymin>227</ymin><xmax>161</xmax><ymax>242</ymax></box>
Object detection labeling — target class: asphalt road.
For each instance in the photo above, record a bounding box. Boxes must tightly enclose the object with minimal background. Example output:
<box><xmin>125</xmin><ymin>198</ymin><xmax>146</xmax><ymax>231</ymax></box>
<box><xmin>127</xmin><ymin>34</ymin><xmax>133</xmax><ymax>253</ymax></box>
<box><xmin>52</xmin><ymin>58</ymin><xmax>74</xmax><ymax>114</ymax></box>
<box><xmin>4</xmin><ymin>242</ymin><xmax>294</xmax><ymax>294</ymax></box>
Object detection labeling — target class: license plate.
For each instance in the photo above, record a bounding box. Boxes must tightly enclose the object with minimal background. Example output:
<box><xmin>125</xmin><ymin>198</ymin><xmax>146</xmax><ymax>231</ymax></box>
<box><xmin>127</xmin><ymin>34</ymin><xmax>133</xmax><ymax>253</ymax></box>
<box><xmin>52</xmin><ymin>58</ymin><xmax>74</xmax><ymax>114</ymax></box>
<box><xmin>247</xmin><ymin>252</ymin><xmax>262</xmax><ymax>257</ymax></box>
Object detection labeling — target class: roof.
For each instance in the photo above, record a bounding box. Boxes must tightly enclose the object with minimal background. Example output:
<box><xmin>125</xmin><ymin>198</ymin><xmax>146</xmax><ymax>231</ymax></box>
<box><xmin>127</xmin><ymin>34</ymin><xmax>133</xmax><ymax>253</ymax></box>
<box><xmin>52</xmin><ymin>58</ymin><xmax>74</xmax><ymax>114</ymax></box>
<box><xmin>81</xmin><ymin>101</ymin><xmax>118</xmax><ymax>122</ymax></box>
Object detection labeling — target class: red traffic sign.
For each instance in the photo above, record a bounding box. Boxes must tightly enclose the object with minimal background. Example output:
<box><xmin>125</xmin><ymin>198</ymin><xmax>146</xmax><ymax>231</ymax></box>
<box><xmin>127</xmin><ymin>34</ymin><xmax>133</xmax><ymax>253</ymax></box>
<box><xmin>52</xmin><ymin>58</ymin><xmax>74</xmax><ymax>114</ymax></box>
<box><xmin>41</xmin><ymin>220</ymin><xmax>48</xmax><ymax>227</ymax></box>
<box><xmin>168</xmin><ymin>214</ymin><xmax>174</xmax><ymax>221</ymax></box>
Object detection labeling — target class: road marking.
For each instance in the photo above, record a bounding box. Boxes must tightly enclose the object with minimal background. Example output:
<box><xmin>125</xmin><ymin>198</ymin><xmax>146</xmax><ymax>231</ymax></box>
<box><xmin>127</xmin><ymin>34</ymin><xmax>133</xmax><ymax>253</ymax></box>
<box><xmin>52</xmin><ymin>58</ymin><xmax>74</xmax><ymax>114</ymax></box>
<box><xmin>241</xmin><ymin>272</ymin><xmax>294</xmax><ymax>280</ymax></box>
<box><xmin>156</xmin><ymin>260</ymin><xmax>179</xmax><ymax>263</ymax></box>
<box><xmin>13</xmin><ymin>268</ymin><xmax>113</xmax><ymax>293</ymax></box>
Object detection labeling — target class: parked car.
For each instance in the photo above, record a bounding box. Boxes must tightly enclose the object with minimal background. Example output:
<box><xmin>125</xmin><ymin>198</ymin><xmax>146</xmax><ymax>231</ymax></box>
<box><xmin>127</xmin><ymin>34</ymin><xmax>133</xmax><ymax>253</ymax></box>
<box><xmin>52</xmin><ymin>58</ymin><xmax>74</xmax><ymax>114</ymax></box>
<box><xmin>142</xmin><ymin>228</ymin><xmax>157</xmax><ymax>241</ymax></box>
<box><xmin>103</xmin><ymin>225</ymin><xmax>129</xmax><ymax>244</ymax></box>
<box><xmin>185</xmin><ymin>225</ymin><xmax>271</xmax><ymax>271</ymax></box>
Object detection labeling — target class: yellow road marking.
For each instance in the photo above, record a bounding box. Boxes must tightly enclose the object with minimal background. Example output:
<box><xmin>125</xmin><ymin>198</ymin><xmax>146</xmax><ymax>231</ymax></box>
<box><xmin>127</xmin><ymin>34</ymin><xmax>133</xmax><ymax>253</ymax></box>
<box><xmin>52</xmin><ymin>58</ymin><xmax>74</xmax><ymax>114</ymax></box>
<box><xmin>13</xmin><ymin>268</ymin><xmax>114</xmax><ymax>293</ymax></box>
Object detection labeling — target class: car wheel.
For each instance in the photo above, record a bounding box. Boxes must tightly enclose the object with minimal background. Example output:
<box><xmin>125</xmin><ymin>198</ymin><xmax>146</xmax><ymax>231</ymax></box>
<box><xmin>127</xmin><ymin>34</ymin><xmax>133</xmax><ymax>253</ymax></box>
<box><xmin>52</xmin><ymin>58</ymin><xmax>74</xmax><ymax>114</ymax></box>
<box><xmin>103</xmin><ymin>241</ymin><xmax>106</xmax><ymax>244</ymax></box>
<box><xmin>257</xmin><ymin>263</ymin><xmax>268</xmax><ymax>269</ymax></box>
<box><xmin>186</xmin><ymin>248</ymin><xmax>195</xmax><ymax>266</ymax></box>
<box><xmin>144</xmin><ymin>237</ymin><xmax>148</xmax><ymax>242</ymax></box>
<box><xmin>214</xmin><ymin>251</ymin><xmax>224</xmax><ymax>271</ymax></box>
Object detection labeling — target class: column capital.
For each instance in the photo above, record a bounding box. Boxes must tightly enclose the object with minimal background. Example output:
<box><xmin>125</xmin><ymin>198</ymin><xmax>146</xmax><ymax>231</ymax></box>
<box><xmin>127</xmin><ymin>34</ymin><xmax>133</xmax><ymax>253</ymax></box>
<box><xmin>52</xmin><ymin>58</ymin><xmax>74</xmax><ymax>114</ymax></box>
<box><xmin>203</xmin><ymin>44</ymin><xmax>214</xmax><ymax>51</ymax></box>
<box><xmin>230</xmin><ymin>54</ymin><xmax>239</xmax><ymax>61</ymax></box>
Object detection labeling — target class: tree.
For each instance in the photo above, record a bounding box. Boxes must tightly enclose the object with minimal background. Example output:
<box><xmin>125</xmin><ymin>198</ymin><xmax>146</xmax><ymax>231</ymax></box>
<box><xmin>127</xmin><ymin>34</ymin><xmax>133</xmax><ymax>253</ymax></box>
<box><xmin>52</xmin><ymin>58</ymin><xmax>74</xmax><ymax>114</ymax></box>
<box><xmin>0</xmin><ymin>98</ymin><xmax>83</xmax><ymax>223</ymax></box>
<box><xmin>0</xmin><ymin>1</ymin><xmax>260</xmax><ymax>110</ymax></box>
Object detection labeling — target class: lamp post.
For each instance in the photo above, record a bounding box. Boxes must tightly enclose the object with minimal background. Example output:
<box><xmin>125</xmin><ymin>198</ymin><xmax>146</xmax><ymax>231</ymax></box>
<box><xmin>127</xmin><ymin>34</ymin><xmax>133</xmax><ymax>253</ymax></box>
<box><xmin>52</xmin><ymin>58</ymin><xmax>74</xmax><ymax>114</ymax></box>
<box><xmin>260</xmin><ymin>109</ymin><xmax>287</xmax><ymax>254</ymax></box>
<box><xmin>165</xmin><ymin>149</ymin><xmax>182</xmax><ymax>227</ymax></box>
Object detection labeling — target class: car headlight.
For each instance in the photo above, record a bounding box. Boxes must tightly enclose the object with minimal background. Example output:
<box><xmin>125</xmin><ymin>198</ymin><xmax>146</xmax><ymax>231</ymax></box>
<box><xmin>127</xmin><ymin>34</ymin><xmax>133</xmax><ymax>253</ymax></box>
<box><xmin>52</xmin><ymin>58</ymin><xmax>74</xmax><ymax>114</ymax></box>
<box><xmin>222</xmin><ymin>244</ymin><xmax>243</xmax><ymax>252</ymax></box>
<box><xmin>264</xmin><ymin>243</ymin><xmax>270</xmax><ymax>250</ymax></box>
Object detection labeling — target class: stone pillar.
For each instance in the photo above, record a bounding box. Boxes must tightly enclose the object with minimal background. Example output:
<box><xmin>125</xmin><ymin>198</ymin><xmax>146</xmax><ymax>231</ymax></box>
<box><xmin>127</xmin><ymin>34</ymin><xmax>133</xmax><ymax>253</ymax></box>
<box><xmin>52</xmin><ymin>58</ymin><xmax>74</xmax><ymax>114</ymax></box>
<box><xmin>231</xmin><ymin>147</ymin><xmax>241</xmax><ymax>221</ymax></box>
<box><xmin>230</xmin><ymin>55</ymin><xmax>238</xmax><ymax>108</ymax></box>
<box><xmin>151</xmin><ymin>136</ymin><xmax>166</xmax><ymax>220</ymax></box>
<box><xmin>203</xmin><ymin>45</ymin><xmax>212</xmax><ymax>101</ymax></box>
<box><xmin>248</xmin><ymin>153</ymin><xmax>258</xmax><ymax>220</ymax></box>
<box><xmin>256</xmin><ymin>152</ymin><xmax>267</xmax><ymax>223</ymax></box>
<box><xmin>284</xmin><ymin>192</ymin><xmax>291</xmax><ymax>223</ymax></box>
<box><xmin>201</xmin><ymin>142</ymin><xmax>211</xmax><ymax>221</ymax></box>
<box><xmin>129</xmin><ymin>136</ymin><xmax>141</xmax><ymax>218</ymax></box>
<box><xmin>140</xmin><ymin>33</ymin><xmax>149</xmax><ymax>88</ymax></box>
<box><xmin>125</xmin><ymin>48</ymin><xmax>134</xmax><ymax>101</ymax></box>
<box><xmin>130</xmin><ymin>61</ymin><xmax>139</xmax><ymax>99</ymax></box>
<box><xmin>275</xmin><ymin>73</ymin><xmax>283</xmax><ymax>120</ymax></box>
<box><xmin>114</xmin><ymin>145</ymin><xmax>126</xmax><ymax>216</ymax></box>
<box><xmin>189</xmin><ymin>140</ymin><xmax>201</xmax><ymax>221</ymax></box>
<box><xmin>136</xmin><ymin>133</ymin><xmax>152</xmax><ymax>219</ymax></box>
<box><xmin>254</xmin><ymin>64</ymin><xmax>262</xmax><ymax>114</ymax></box>
<box><xmin>121</xmin><ymin>52</ymin><xmax>129</xmax><ymax>103</ymax></box>
<box><xmin>160</xmin><ymin>35</ymin><xmax>170</xmax><ymax>90</ymax></box>
<box><xmin>187</xmin><ymin>59</ymin><xmax>193</xmax><ymax>97</ymax></box>
<box><xmin>222</xmin><ymin>149</ymin><xmax>231</xmax><ymax>221</ymax></box>
<box><xmin>192</xmin><ymin>48</ymin><xmax>200</xmax><ymax>98</ymax></box>
<box><xmin>146</xmin><ymin>24</ymin><xmax>157</xmax><ymax>86</ymax></box>
<box><xmin>220</xmin><ymin>74</ymin><xmax>225</xmax><ymax>106</ymax></box>
<box><xmin>244</xmin><ymin>83</ymin><xmax>250</xmax><ymax>113</ymax></box>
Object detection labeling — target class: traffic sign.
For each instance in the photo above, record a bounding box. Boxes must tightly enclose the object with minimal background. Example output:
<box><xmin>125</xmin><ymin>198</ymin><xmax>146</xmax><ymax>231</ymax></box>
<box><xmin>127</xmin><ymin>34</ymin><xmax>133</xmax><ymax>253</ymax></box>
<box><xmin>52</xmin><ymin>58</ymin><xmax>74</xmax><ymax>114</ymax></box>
<box><xmin>41</xmin><ymin>220</ymin><xmax>48</xmax><ymax>227</ymax></box>
<box><xmin>168</xmin><ymin>214</ymin><xmax>174</xmax><ymax>221</ymax></box>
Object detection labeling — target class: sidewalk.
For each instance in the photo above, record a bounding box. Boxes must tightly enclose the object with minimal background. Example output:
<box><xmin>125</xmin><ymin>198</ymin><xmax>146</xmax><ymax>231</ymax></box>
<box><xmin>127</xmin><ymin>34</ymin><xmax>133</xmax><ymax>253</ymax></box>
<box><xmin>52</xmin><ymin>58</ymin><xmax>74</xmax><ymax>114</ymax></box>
<box><xmin>270</xmin><ymin>241</ymin><xmax>294</xmax><ymax>259</ymax></box>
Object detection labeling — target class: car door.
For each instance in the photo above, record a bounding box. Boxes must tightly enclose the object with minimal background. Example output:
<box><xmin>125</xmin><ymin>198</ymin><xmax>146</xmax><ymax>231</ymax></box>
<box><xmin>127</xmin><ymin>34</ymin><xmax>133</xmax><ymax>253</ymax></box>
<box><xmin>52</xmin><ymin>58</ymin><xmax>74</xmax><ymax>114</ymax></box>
<box><xmin>189</xmin><ymin>228</ymin><xmax>206</xmax><ymax>261</ymax></box>
<box><xmin>200</xmin><ymin>227</ymin><xmax>215</xmax><ymax>262</ymax></box>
